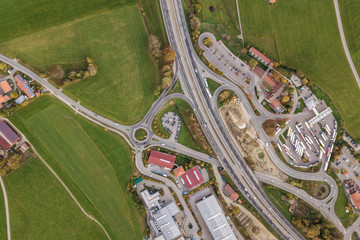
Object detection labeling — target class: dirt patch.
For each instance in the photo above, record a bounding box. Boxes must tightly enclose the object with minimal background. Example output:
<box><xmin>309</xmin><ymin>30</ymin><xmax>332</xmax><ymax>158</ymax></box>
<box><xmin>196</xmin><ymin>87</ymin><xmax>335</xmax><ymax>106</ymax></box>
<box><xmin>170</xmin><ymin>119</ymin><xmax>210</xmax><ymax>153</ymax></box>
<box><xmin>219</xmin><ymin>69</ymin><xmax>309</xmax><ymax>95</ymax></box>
<box><xmin>262</xmin><ymin>118</ymin><xmax>286</xmax><ymax>137</ymax></box>
<box><xmin>48</xmin><ymin>65</ymin><xmax>65</xmax><ymax>79</ymax></box>
<box><xmin>220</xmin><ymin>99</ymin><xmax>288</xmax><ymax>181</ymax></box>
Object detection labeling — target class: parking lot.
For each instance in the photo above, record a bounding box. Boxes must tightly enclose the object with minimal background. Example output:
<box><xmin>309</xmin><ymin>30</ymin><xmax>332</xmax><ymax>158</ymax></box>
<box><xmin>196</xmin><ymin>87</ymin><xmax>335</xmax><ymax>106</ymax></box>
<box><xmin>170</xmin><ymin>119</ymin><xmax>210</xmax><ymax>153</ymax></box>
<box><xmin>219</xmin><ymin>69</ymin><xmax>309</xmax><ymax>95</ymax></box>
<box><xmin>334</xmin><ymin>147</ymin><xmax>359</xmax><ymax>184</ymax></box>
<box><xmin>161</xmin><ymin>112</ymin><xmax>181</xmax><ymax>141</ymax></box>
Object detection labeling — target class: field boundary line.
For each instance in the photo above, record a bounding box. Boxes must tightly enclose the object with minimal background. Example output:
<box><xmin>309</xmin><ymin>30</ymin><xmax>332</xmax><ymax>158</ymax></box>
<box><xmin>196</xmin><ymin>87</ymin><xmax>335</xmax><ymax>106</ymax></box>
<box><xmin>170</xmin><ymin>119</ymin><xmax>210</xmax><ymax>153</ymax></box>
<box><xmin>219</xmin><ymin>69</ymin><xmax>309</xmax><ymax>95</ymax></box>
<box><xmin>0</xmin><ymin>177</ymin><xmax>10</xmax><ymax>240</ymax></box>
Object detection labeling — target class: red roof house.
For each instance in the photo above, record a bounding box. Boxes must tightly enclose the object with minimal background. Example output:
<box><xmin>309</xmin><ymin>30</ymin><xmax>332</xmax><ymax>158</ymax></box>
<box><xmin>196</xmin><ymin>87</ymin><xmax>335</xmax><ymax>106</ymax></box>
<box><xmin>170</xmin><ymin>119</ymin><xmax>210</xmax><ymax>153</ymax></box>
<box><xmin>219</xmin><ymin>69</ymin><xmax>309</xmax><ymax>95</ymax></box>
<box><xmin>269</xmin><ymin>0</ymin><xmax>276</xmax><ymax>3</ymax></box>
<box><xmin>0</xmin><ymin>81</ymin><xmax>12</xmax><ymax>94</ymax></box>
<box><xmin>0</xmin><ymin>121</ymin><xmax>20</xmax><ymax>150</ymax></box>
<box><xmin>249</xmin><ymin>47</ymin><xmax>274</xmax><ymax>68</ymax></box>
<box><xmin>263</xmin><ymin>74</ymin><xmax>278</xmax><ymax>89</ymax></box>
<box><xmin>270</xmin><ymin>99</ymin><xmax>285</xmax><ymax>113</ymax></box>
<box><xmin>173</xmin><ymin>166</ymin><xmax>186</xmax><ymax>177</ymax></box>
<box><xmin>224</xmin><ymin>184</ymin><xmax>239</xmax><ymax>201</ymax></box>
<box><xmin>350</xmin><ymin>192</ymin><xmax>360</xmax><ymax>209</ymax></box>
<box><xmin>181</xmin><ymin>166</ymin><xmax>204</xmax><ymax>189</ymax></box>
<box><xmin>14</xmin><ymin>75</ymin><xmax>35</xmax><ymax>99</ymax></box>
<box><xmin>253</xmin><ymin>66</ymin><xmax>266</xmax><ymax>78</ymax></box>
<box><xmin>147</xmin><ymin>150</ymin><xmax>176</xmax><ymax>170</ymax></box>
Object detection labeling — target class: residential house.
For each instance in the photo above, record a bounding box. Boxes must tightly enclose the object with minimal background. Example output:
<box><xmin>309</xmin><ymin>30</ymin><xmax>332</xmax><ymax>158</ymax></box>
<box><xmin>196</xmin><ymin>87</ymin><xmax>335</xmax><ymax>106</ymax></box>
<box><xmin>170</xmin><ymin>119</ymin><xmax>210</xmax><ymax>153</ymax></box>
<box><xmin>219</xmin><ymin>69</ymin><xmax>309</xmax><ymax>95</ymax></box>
<box><xmin>249</xmin><ymin>47</ymin><xmax>274</xmax><ymax>68</ymax></box>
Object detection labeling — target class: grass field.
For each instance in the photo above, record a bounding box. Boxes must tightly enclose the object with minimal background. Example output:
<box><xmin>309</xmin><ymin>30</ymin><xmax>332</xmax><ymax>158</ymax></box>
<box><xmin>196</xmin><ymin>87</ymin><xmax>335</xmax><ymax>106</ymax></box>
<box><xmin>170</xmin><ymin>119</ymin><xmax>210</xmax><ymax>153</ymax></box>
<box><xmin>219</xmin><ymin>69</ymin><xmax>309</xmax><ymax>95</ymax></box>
<box><xmin>9</xmin><ymin>95</ymin><xmax>145</xmax><ymax>239</ymax></box>
<box><xmin>0</xmin><ymin>0</ymin><xmax>163</xmax><ymax>125</ymax></box>
<box><xmin>4</xmin><ymin>156</ymin><xmax>107</xmax><ymax>240</ymax></box>
<box><xmin>239</xmin><ymin>0</ymin><xmax>360</xmax><ymax>138</ymax></box>
<box><xmin>339</xmin><ymin>0</ymin><xmax>360</xmax><ymax>87</ymax></box>
<box><xmin>0</xmin><ymin>180</ymin><xmax>6</xmax><ymax>240</ymax></box>
<box><xmin>207</xmin><ymin>78</ymin><xmax>221</xmax><ymax>95</ymax></box>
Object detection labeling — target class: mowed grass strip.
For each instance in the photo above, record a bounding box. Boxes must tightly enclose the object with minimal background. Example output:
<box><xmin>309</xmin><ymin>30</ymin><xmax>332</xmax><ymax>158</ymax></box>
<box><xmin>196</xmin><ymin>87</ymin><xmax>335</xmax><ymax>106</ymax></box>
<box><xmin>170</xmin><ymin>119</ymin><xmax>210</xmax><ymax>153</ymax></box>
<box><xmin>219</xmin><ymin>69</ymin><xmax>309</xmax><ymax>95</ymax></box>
<box><xmin>0</xmin><ymin>4</ymin><xmax>160</xmax><ymax>125</ymax></box>
<box><xmin>239</xmin><ymin>0</ymin><xmax>360</xmax><ymax>138</ymax></box>
<box><xmin>9</xmin><ymin>95</ymin><xmax>144</xmax><ymax>239</ymax></box>
<box><xmin>4</xmin><ymin>157</ymin><xmax>107</xmax><ymax>240</ymax></box>
<box><xmin>0</xmin><ymin>180</ymin><xmax>6</xmax><ymax>240</ymax></box>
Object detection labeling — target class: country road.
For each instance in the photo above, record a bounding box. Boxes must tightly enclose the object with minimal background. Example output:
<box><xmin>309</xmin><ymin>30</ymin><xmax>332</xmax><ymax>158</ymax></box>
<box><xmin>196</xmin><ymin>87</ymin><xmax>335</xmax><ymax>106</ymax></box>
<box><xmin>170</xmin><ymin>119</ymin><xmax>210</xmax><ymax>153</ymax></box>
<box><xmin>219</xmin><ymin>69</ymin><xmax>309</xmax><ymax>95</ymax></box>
<box><xmin>0</xmin><ymin>177</ymin><xmax>10</xmax><ymax>240</ymax></box>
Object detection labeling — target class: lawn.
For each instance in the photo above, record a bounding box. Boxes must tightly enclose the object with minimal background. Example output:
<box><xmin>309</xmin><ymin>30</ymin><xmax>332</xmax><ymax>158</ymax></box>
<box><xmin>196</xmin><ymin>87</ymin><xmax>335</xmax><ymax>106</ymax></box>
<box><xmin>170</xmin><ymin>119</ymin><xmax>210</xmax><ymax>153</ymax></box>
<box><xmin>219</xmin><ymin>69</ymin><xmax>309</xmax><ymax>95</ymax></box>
<box><xmin>3</xmin><ymin>156</ymin><xmax>107</xmax><ymax>240</ymax></box>
<box><xmin>339</xmin><ymin>0</ymin><xmax>360</xmax><ymax>84</ymax></box>
<box><xmin>0</xmin><ymin>179</ymin><xmax>6</xmax><ymax>240</ymax></box>
<box><xmin>263</xmin><ymin>185</ymin><xmax>293</xmax><ymax>222</ymax></box>
<box><xmin>0</xmin><ymin>1</ymin><xmax>162</xmax><ymax>125</ymax></box>
<box><xmin>207</xmin><ymin>78</ymin><xmax>221</xmax><ymax>95</ymax></box>
<box><xmin>9</xmin><ymin>95</ymin><xmax>145</xmax><ymax>239</ymax></box>
<box><xmin>239</xmin><ymin>0</ymin><xmax>360</xmax><ymax>138</ymax></box>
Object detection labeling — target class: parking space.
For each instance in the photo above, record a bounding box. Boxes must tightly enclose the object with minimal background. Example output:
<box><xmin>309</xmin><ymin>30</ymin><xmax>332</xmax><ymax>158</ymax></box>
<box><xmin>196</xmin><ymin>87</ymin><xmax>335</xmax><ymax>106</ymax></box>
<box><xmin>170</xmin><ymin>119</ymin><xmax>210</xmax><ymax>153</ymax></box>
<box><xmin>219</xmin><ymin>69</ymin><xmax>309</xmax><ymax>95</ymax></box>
<box><xmin>334</xmin><ymin>147</ymin><xmax>359</xmax><ymax>184</ymax></box>
<box><xmin>161</xmin><ymin>112</ymin><xmax>181</xmax><ymax>141</ymax></box>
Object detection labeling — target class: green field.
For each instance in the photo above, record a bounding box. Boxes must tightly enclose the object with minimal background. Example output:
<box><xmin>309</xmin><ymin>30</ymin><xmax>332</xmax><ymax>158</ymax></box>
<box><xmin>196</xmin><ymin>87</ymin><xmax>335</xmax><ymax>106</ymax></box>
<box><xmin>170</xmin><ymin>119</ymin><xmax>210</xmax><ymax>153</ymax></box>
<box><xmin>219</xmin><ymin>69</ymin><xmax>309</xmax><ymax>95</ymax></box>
<box><xmin>239</xmin><ymin>0</ymin><xmax>360</xmax><ymax>138</ymax></box>
<box><xmin>0</xmin><ymin>179</ymin><xmax>6</xmax><ymax>240</ymax></box>
<box><xmin>207</xmin><ymin>78</ymin><xmax>222</xmax><ymax>95</ymax></box>
<box><xmin>9</xmin><ymin>95</ymin><xmax>144</xmax><ymax>239</ymax></box>
<box><xmin>339</xmin><ymin>0</ymin><xmax>360</xmax><ymax>86</ymax></box>
<box><xmin>4</xmin><ymin>157</ymin><xmax>106</xmax><ymax>240</ymax></box>
<box><xmin>0</xmin><ymin>0</ymin><xmax>162</xmax><ymax>125</ymax></box>
<box><xmin>263</xmin><ymin>185</ymin><xmax>293</xmax><ymax>222</ymax></box>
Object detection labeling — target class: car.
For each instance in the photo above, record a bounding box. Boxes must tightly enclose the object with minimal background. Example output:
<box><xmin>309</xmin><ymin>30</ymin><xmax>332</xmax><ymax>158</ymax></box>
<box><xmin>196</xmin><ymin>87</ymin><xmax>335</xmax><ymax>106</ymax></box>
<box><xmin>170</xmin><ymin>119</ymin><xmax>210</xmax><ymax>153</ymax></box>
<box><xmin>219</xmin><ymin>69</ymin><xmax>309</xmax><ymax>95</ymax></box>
<box><xmin>335</xmin><ymin>162</ymin><xmax>340</xmax><ymax>166</ymax></box>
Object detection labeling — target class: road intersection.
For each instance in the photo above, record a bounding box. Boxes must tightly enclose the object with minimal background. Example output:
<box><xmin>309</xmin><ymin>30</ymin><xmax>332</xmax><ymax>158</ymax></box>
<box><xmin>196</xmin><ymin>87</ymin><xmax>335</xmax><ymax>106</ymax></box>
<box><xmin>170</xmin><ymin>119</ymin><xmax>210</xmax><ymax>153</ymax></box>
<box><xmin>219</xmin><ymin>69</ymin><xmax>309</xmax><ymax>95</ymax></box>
<box><xmin>0</xmin><ymin>0</ymin><xmax>358</xmax><ymax>238</ymax></box>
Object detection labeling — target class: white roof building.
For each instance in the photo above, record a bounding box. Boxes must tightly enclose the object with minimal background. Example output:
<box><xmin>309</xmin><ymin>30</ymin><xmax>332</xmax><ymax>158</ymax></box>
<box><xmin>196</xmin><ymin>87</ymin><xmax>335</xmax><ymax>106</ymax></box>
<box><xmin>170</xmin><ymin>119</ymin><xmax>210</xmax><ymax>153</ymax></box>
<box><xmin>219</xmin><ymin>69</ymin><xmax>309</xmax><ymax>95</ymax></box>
<box><xmin>196</xmin><ymin>195</ymin><xmax>236</xmax><ymax>240</ymax></box>
<box><xmin>140</xmin><ymin>189</ymin><xmax>161</xmax><ymax>209</ymax></box>
<box><xmin>150</xmin><ymin>205</ymin><xmax>181</xmax><ymax>240</ymax></box>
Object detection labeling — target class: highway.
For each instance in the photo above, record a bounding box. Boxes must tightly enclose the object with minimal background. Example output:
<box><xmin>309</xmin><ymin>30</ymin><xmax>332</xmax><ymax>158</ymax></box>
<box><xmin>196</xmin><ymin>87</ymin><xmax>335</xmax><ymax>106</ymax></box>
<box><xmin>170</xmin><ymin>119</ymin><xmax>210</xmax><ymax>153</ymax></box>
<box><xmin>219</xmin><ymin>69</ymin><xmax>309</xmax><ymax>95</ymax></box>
<box><xmin>0</xmin><ymin>0</ymin><xmax>357</xmax><ymax>238</ymax></box>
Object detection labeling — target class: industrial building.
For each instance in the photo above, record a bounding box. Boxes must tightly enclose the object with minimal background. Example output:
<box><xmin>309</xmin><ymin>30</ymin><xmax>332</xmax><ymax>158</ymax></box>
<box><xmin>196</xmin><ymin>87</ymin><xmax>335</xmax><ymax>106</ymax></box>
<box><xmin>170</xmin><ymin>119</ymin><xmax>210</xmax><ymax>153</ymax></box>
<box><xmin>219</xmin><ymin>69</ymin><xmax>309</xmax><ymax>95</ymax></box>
<box><xmin>181</xmin><ymin>166</ymin><xmax>204</xmax><ymax>189</ymax></box>
<box><xmin>196</xmin><ymin>195</ymin><xmax>236</xmax><ymax>240</ymax></box>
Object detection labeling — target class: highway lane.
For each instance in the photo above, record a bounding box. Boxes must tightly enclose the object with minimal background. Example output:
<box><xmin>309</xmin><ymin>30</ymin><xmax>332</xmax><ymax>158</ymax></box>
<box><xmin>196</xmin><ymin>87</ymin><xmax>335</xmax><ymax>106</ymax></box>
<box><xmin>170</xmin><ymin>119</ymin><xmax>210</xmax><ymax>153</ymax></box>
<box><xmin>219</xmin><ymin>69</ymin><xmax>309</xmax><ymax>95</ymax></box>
<box><xmin>160</xmin><ymin>0</ymin><xmax>306</xmax><ymax>238</ymax></box>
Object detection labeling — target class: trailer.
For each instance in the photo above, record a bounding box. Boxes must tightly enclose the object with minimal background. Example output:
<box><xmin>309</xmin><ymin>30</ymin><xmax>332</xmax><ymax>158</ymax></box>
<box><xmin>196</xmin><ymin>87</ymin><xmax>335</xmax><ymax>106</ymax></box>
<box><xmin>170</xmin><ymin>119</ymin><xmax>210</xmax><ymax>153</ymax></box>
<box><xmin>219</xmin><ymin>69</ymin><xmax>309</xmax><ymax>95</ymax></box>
<box><xmin>206</xmin><ymin>88</ymin><xmax>212</xmax><ymax>98</ymax></box>
<box><xmin>277</xmin><ymin>143</ymin><xmax>283</xmax><ymax>152</ymax></box>
<box><xmin>319</xmin><ymin>139</ymin><xmax>325</xmax><ymax>148</ymax></box>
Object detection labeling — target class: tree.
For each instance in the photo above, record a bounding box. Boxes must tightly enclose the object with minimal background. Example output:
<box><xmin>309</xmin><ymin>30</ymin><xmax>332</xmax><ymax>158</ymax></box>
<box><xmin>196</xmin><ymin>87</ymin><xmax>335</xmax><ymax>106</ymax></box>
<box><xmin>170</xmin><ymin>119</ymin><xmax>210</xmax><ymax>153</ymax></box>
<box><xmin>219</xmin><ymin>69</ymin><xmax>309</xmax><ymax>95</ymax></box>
<box><xmin>280</xmin><ymin>78</ymin><xmax>288</xmax><ymax>84</ymax></box>
<box><xmin>154</xmin><ymin>86</ymin><xmax>161</xmax><ymax>96</ymax></box>
<box><xmin>203</xmin><ymin>37</ymin><xmax>213</xmax><ymax>47</ymax></box>
<box><xmin>302</xmin><ymin>78</ymin><xmax>309</xmax><ymax>85</ymax></box>
<box><xmin>272</xmin><ymin>71</ymin><xmax>282</xmax><ymax>80</ymax></box>
<box><xmin>190</xmin><ymin>17</ymin><xmax>201</xmax><ymax>31</ymax></box>
<box><xmin>249</xmin><ymin>59</ymin><xmax>258</xmax><ymax>69</ymax></box>
<box><xmin>281</xmin><ymin>96</ymin><xmax>290</xmax><ymax>103</ymax></box>
<box><xmin>231</xmin><ymin>206</ymin><xmax>240</xmax><ymax>215</ymax></box>
<box><xmin>10</xmin><ymin>91</ymin><xmax>18</xmax><ymax>99</ymax></box>
<box><xmin>149</xmin><ymin>34</ymin><xmax>162</xmax><ymax>58</ymax></box>
<box><xmin>162</xmin><ymin>46</ymin><xmax>176</xmax><ymax>64</ymax></box>
<box><xmin>0</xmin><ymin>62</ymin><xmax>9</xmax><ymax>71</ymax></box>
<box><xmin>162</xmin><ymin>77</ymin><xmax>172</xmax><ymax>89</ymax></box>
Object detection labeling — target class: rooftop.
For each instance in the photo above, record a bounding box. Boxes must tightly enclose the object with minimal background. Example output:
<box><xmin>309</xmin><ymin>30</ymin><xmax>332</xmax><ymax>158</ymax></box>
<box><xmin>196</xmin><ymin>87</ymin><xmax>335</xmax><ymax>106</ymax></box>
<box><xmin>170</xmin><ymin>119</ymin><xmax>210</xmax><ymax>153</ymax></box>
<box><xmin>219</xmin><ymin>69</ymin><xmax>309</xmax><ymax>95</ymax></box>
<box><xmin>14</xmin><ymin>75</ymin><xmax>35</xmax><ymax>99</ymax></box>
<box><xmin>140</xmin><ymin>189</ymin><xmax>161</xmax><ymax>209</ymax></box>
<box><xmin>0</xmin><ymin>81</ymin><xmax>12</xmax><ymax>94</ymax></box>
<box><xmin>150</xmin><ymin>204</ymin><xmax>181</xmax><ymax>240</ymax></box>
<box><xmin>350</xmin><ymin>191</ymin><xmax>360</xmax><ymax>209</ymax></box>
<box><xmin>148</xmin><ymin>150</ymin><xmax>176</xmax><ymax>170</ymax></box>
<box><xmin>249</xmin><ymin>47</ymin><xmax>272</xmax><ymax>65</ymax></box>
<box><xmin>196</xmin><ymin>195</ymin><xmax>236</xmax><ymax>240</ymax></box>
<box><xmin>263</xmin><ymin>74</ymin><xmax>278</xmax><ymax>89</ymax></box>
<box><xmin>173</xmin><ymin>166</ymin><xmax>185</xmax><ymax>177</ymax></box>
<box><xmin>181</xmin><ymin>166</ymin><xmax>204</xmax><ymax>189</ymax></box>
<box><xmin>253</xmin><ymin>66</ymin><xmax>266</xmax><ymax>78</ymax></box>
<box><xmin>224</xmin><ymin>184</ymin><xmax>239</xmax><ymax>202</ymax></box>
<box><xmin>0</xmin><ymin>121</ymin><xmax>20</xmax><ymax>150</ymax></box>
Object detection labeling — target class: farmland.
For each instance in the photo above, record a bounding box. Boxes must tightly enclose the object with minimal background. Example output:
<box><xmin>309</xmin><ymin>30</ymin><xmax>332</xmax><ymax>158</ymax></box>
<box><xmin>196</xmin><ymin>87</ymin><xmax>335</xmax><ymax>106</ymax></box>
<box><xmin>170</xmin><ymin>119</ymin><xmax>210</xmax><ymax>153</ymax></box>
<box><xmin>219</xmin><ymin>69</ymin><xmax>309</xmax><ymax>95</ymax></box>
<box><xmin>238</xmin><ymin>0</ymin><xmax>360</xmax><ymax>138</ymax></box>
<box><xmin>339</xmin><ymin>0</ymin><xmax>360</xmax><ymax>84</ymax></box>
<box><xmin>4</xmin><ymin>156</ymin><xmax>106</xmax><ymax>240</ymax></box>
<box><xmin>9</xmin><ymin>95</ymin><xmax>145</xmax><ymax>239</ymax></box>
<box><xmin>0</xmin><ymin>0</ymin><xmax>162</xmax><ymax>125</ymax></box>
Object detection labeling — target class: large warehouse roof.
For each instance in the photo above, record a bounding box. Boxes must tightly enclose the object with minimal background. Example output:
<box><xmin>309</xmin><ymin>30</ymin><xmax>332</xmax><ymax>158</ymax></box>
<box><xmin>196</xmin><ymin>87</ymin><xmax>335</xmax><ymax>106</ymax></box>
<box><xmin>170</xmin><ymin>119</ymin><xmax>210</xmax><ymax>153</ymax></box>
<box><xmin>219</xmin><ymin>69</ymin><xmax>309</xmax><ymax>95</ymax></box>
<box><xmin>0</xmin><ymin>121</ymin><xmax>19</xmax><ymax>150</ymax></box>
<box><xmin>150</xmin><ymin>205</ymin><xmax>181</xmax><ymax>240</ymax></box>
<box><xmin>196</xmin><ymin>195</ymin><xmax>236</xmax><ymax>240</ymax></box>
<box><xmin>148</xmin><ymin>150</ymin><xmax>176</xmax><ymax>170</ymax></box>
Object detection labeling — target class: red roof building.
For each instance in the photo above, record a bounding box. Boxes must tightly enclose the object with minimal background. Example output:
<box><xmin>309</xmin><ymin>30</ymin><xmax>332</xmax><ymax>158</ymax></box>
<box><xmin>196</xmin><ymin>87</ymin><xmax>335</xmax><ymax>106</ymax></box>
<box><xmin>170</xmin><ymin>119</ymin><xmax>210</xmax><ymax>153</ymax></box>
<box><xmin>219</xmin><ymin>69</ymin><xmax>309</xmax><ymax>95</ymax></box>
<box><xmin>0</xmin><ymin>81</ymin><xmax>12</xmax><ymax>94</ymax></box>
<box><xmin>269</xmin><ymin>0</ymin><xmax>276</xmax><ymax>3</ymax></box>
<box><xmin>263</xmin><ymin>74</ymin><xmax>278</xmax><ymax>89</ymax></box>
<box><xmin>224</xmin><ymin>184</ymin><xmax>239</xmax><ymax>201</ymax></box>
<box><xmin>0</xmin><ymin>121</ymin><xmax>20</xmax><ymax>150</ymax></box>
<box><xmin>270</xmin><ymin>99</ymin><xmax>285</xmax><ymax>113</ymax></box>
<box><xmin>14</xmin><ymin>75</ymin><xmax>35</xmax><ymax>99</ymax></box>
<box><xmin>147</xmin><ymin>150</ymin><xmax>176</xmax><ymax>170</ymax></box>
<box><xmin>173</xmin><ymin>166</ymin><xmax>186</xmax><ymax>177</ymax></box>
<box><xmin>181</xmin><ymin>166</ymin><xmax>204</xmax><ymax>189</ymax></box>
<box><xmin>253</xmin><ymin>66</ymin><xmax>266</xmax><ymax>78</ymax></box>
<box><xmin>249</xmin><ymin>47</ymin><xmax>274</xmax><ymax>68</ymax></box>
<box><xmin>350</xmin><ymin>192</ymin><xmax>360</xmax><ymax>209</ymax></box>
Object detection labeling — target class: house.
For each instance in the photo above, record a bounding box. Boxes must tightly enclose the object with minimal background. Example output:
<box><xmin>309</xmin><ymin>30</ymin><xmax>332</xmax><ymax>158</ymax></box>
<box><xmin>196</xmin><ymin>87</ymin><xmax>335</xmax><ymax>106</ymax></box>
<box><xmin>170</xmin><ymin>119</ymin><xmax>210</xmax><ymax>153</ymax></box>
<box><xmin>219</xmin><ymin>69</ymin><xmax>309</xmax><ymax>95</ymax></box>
<box><xmin>173</xmin><ymin>166</ymin><xmax>186</xmax><ymax>177</ymax></box>
<box><xmin>0</xmin><ymin>95</ymin><xmax>10</xmax><ymax>107</ymax></box>
<box><xmin>269</xmin><ymin>0</ymin><xmax>276</xmax><ymax>3</ymax></box>
<box><xmin>19</xmin><ymin>143</ymin><xmax>29</xmax><ymax>153</ymax></box>
<box><xmin>181</xmin><ymin>166</ymin><xmax>204</xmax><ymax>189</ymax></box>
<box><xmin>15</xmin><ymin>95</ymin><xmax>26</xmax><ymax>105</ymax></box>
<box><xmin>0</xmin><ymin>121</ymin><xmax>20</xmax><ymax>150</ymax></box>
<box><xmin>253</xmin><ymin>66</ymin><xmax>266</xmax><ymax>78</ymax></box>
<box><xmin>350</xmin><ymin>191</ymin><xmax>360</xmax><ymax>210</ymax></box>
<box><xmin>249</xmin><ymin>47</ymin><xmax>274</xmax><ymax>68</ymax></box>
<box><xmin>14</xmin><ymin>75</ymin><xmax>35</xmax><ymax>99</ymax></box>
<box><xmin>269</xmin><ymin>99</ymin><xmax>285</xmax><ymax>113</ymax></box>
<box><xmin>0</xmin><ymin>81</ymin><xmax>12</xmax><ymax>94</ymax></box>
<box><xmin>223</xmin><ymin>184</ymin><xmax>239</xmax><ymax>201</ymax></box>
<box><xmin>263</xmin><ymin>74</ymin><xmax>278</xmax><ymax>90</ymax></box>
<box><xmin>147</xmin><ymin>150</ymin><xmax>176</xmax><ymax>170</ymax></box>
